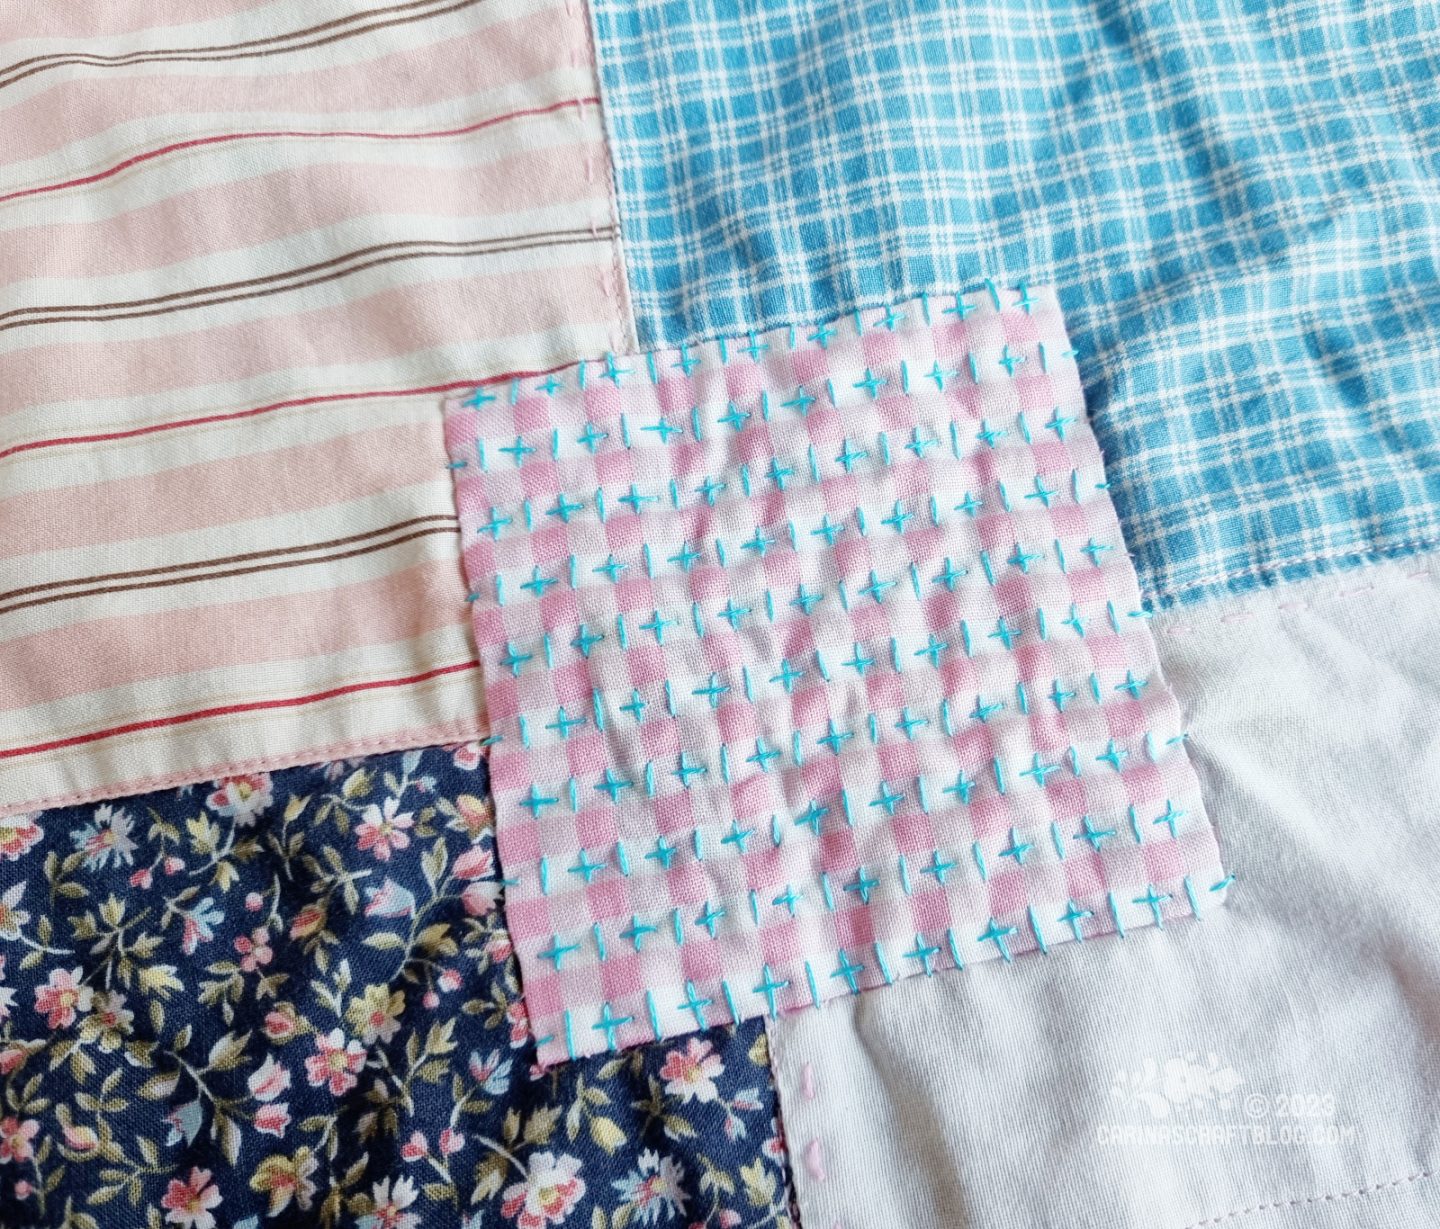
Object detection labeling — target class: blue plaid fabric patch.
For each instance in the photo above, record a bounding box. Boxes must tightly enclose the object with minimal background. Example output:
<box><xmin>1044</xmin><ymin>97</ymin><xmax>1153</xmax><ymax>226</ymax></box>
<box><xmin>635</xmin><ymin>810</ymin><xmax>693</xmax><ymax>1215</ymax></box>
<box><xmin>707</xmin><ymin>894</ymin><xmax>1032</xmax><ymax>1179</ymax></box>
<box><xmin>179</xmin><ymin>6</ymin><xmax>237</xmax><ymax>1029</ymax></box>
<box><xmin>592</xmin><ymin>0</ymin><xmax>1440</xmax><ymax>603</ymax></box>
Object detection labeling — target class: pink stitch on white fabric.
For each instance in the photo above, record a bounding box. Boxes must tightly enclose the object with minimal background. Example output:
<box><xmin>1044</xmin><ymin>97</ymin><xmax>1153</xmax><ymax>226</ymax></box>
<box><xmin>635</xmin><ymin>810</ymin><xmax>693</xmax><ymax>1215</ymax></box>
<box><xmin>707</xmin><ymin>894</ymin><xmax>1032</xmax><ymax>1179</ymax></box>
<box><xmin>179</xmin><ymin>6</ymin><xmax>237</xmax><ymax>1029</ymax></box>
<box><xmin>445</xmin><ymin>286</ymin><xmax>1227</xmax><ymax>1064</ymax></box>
<box><xmin>803</xmin><ymin>1139</ymin><xmax>827</xmax><ymax>1182</ymax></box>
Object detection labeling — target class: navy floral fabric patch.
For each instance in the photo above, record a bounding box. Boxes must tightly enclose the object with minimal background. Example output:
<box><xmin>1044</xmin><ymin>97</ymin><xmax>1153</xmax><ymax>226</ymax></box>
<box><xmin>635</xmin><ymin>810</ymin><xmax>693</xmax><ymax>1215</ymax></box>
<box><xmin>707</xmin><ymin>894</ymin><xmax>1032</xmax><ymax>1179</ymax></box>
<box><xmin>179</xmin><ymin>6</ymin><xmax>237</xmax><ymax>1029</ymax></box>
<box><xmin>0</xmin><ymin>747</ymin><xmax>793</xmax><ymax>1229</ymax></box>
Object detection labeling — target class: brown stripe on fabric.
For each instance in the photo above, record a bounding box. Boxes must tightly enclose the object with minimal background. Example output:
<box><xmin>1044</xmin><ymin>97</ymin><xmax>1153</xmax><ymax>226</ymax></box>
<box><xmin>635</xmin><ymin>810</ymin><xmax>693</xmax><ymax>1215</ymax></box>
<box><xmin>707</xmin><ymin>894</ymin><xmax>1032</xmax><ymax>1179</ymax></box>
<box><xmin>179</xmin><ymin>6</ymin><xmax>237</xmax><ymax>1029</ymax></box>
<box><xmin>0</xmin><ymin>229</ymin><xmax>615</xmax><ymax>333</ymax></box>
<box><xmin>0</xmin><ymin>524</ymin><xmax>462</xmax><ymax>618</ymax></box>
<box><xmin>0</xmin><ymin>660</ymin><xmax>482</xmax><ymax>761</ymax></box>
<box><xmin>0</xmin><ymin>514</ymin><xmax>459</xmax><ymax>604</ymax></box>
<box><xmin>0</xmin><ymin>0</ymin><xmax>485</xmax><ymax>91</ymax></box>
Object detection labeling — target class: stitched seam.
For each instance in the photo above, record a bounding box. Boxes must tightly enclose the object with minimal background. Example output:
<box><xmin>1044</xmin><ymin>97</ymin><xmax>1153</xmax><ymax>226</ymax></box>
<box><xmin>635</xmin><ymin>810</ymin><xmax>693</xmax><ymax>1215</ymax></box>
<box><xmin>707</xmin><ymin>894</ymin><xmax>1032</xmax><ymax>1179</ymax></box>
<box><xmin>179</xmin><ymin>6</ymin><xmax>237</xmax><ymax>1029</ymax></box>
<box><xmin>1177</xmin><ymin>1168</ymin><xmax>1436</xmax><ymax>1229</ymax></box>
<box><xmin>0</xmin><ymin>719</ymin><xmax>488</xmax><ymax>818</ymax></box>
<box><xmin>1146</xmin><ymin>537</ymin><xmax>1440</xmax><ymax>607</ymax></box>
<box><xmin>1158</xmin><ymin>556</ymin><xmax>1437</xmax><ymax>637</ymax></box>
<box><xmin>576</xmin><ymin>0</ymin><xmax>638</xmax><ymax>354</ymax></box>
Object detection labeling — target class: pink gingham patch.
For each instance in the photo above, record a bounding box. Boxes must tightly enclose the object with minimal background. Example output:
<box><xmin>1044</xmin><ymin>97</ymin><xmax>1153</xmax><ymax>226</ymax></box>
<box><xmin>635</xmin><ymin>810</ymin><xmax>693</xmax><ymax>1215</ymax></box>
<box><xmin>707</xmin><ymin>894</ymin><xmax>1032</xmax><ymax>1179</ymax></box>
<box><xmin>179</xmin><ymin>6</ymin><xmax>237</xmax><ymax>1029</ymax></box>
<box><xmin>445</xmin><ymin>286</ymin><xmax>1227</xmax><ymax>1065</ymax></box>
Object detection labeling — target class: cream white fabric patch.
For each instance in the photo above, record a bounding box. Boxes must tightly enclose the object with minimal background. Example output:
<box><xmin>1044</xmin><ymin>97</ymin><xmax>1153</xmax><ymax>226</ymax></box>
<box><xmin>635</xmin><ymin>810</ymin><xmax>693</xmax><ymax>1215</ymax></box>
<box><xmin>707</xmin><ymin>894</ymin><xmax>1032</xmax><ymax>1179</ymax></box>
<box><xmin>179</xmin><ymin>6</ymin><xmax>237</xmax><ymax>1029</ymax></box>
<box><xmin>767</xmin><ymin>556</ymin><xmax>1440</xmax><ymax>1229</ymax></box>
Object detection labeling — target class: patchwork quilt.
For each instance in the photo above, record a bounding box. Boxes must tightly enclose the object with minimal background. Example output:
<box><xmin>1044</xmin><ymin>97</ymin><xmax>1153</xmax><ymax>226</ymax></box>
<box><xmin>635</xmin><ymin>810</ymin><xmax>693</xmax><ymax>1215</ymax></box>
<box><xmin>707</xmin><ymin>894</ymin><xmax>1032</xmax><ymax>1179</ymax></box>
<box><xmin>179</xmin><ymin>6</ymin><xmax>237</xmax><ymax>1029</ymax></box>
<box><xmin>1</xmin><ymin>2</ymin><xmax>1437</xmax><ymax>1227</ymax></box>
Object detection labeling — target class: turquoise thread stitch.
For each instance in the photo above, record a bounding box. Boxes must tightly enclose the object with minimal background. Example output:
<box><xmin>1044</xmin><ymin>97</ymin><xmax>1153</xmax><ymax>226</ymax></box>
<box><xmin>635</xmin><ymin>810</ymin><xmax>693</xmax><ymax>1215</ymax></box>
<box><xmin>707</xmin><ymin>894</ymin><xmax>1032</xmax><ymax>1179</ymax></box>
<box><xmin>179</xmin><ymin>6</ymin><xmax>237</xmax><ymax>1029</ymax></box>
<box><xmin>944</xmin><ymin>771</ymin><xmax>976</xmax><ymax>805</ymax></box>
<box><xmin>593</xmin><ymin>1002</ymin><xmax>631</xmax><ymax>1049</ymax></box>
<box><xmin>679</xmin><ymin>981</ymin><xmax>711</xmax><ymax>1030</ymax></box>
<box><xmin>873</xmin><ymin>942</ymin><xmax>896</xmax><ymax>985</ymax></box>
<box><xmin>538</xmin><ymin>935</ymin><xmax>579</xmax><ymax>969</ymax></box>
<box><xmin>978</xmin><ymin>917</ymin><xmax>1017</xmax><ymax>962</ymax></box>
<box><xmin>1028</xmin><ymin>906</ymin><xmax>1049</xmax><ymax>954</ymax></box>
<box><xmin>1135</xmin><ymin>884</ymin><xmax>1170</xmax><ymax>928</ymax></box>
<box><xmin>773</xmin><ymin>885</ymin><xmax>803</xmax><ymax>917</ymax></box>
<box><xmin>1060</xmin><ymin>900</ymin><xmax>1092</xmax><ymax>941</ymax></box>
<box><xmin>1183</xmin><ymin>875</ymin><xmax>1202</xmax><ymax>918</ymax></box>
<box><xmin>804</xmin><ymin>961</ymin><xmax>822</xmax><ymax>1008</ymax></box>
<box><xmin>820</xmin><ymin>873</ymin><xmax>836</xmax><ymax>911</ymax></box>
<box><xmin>1154</xmin><ymin>801</ymin><xmax>1186</xmax><ymax>839</ymax></box>
<box><xmin>1107</xmin><ymin>891</ymin><xmax>1127</xmax><ymax>938</ymax></box>
<box><xmin>1096</xmin><ymin>740</ymin><xmax>1129</xmax><ymax>772</ymax></box>
<box><xmin>972</xmin><ymin>841</ymin><xmax>988</xmax><ymax>882</ymax></box>
<box><xmin>795</xmin><ymin>800</ymin><xmax>828</xmax><ymax>834</ymax></box>
<box><xmin>673</xmin><ymin>344</ymin><xmax>699</xmax><ymax>376</ymax></box>
<box><xmin>870</xmin><ymin>781</ymin><xmax>903</xmax><ymax>816</ymax></box>
<box><xmin>832</xmin><ymin>949</ymin><xmax>864</xmax><ymax>994</ymax></box>
<box><xmin>843</xmin><ymin>867</ymin><xmax>879</xmax><ymax>904</ymax></box>
<box><xmin>1076</xmin><ymin>815</ymin><xmax>1117</xmax><ymax>851</ymax></box>
<box><xmin>721</xmin><ymin>980</ymin><xmax>740</xmax><ymax>1023</ymax></box>
<box><xmin>616</xmin><ymin>689</ymin><xmax>647</xmax><ymax>726</ymax></box>
<box><xmin>998</xmin><ymin>828</ymin><xmax>1034</xmax><ymax>865</ymax></box>
<box><xmin>518</xmin><ymin>784</ymin><xmax>555</xmax><ymax>815</ymax></box>
<box><xmin>595</xmin><ymin>768</ymin><xmax>631</xmax><ymax>802</ymax></box>
<box><xmin>568</xmin><ymin>849</ymin><xmax>603</xmax><ymax>883</ymax></box>
<box><xmin>946</xmin><ymin>929</ymin><xmax>966</xmax><ymax>970</ymax></box>
<box><xmin>592</xmin><ymin>922</ymin><xmax>607</xmax><ymax>961</ymax></box>
<box><xmin>645</xmin><ymin>990</ymin><xmax>662</xmax><ymax>1039</ymax></box>
<box><xmin>696</xmin><ymin>901</ymin><xmax>726</xmax><ymax>937</ymax></box>
<box><xmin>922</xmin><ymin>851</ymin><xmax>957</xmax><ymax>885</ymax></box>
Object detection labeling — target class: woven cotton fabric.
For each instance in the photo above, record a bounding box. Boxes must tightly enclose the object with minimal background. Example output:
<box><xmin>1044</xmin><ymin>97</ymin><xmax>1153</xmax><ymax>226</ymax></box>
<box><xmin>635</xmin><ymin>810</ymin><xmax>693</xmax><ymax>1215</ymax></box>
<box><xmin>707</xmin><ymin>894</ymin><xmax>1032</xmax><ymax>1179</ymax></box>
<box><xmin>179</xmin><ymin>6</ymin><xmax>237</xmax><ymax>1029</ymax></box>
<box><xmin>0</xmin><ymin>745</ymin><xmax>791</xmax><ymax>1229</ymax></box>
<box><xmin>445</xmin><ymin>286</ymin><xmax>1227</xmax><ymax>1066</ymax></box>
<box><xmin>591</xmin><ymin>0</ymin><xmax>1440</xmax><ymax>604</ymax></box>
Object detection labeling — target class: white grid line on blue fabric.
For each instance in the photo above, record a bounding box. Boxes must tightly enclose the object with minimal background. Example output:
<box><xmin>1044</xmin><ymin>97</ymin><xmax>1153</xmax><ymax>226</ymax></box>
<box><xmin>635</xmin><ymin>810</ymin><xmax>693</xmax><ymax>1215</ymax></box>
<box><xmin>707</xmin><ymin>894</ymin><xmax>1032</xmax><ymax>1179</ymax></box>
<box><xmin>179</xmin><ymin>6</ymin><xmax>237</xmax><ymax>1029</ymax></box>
<box><xmin>591</xmin><ymin>0</ymin><xmax>1440</xmax><ymax>604</ymax></box>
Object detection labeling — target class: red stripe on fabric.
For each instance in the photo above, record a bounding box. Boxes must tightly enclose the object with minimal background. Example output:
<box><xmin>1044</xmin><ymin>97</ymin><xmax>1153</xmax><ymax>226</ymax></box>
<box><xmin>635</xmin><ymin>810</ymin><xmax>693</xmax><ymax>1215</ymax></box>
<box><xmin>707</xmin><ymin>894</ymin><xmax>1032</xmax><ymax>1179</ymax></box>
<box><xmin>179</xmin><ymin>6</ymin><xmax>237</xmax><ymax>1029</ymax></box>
<box><xmin>0</xmin><ymin>365</ymin><xmax>574</xmax><ymax>461</ymax></box>
<box><xmin>0</xmin><ymin>660</ymin><xmax>481</xmax><ymax>759</ymax></box>
<box><xmin>0</xmin><ymin>96</ymin><xmax>600</xmax><ymax>206</ymax></box>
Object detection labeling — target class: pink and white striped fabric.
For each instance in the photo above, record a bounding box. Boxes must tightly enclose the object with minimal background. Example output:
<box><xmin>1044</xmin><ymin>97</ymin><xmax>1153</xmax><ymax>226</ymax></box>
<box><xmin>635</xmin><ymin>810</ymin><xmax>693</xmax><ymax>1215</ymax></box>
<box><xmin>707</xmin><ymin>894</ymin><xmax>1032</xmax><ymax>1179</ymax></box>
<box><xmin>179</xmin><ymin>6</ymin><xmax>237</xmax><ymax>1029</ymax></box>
<box><xmin>445</xmin><ymin>285</ymin><xmax>1229</xmax><ymax>1065</ymax></box>
<box><xmin>0</xmin><ymin>0</ymin><xmax>633</xmax><ymax>814</ymax></box>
